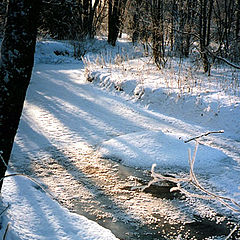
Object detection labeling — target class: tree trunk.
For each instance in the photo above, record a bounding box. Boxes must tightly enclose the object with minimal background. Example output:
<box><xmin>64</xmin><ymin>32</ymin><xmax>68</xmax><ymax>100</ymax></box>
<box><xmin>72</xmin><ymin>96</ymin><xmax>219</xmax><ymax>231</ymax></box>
<box><xmin>108</xmin><ymin>0</ymin><xmax>126</xmax><ymax>46</ymax></box>
<box><xmin>170</xmin><ymin>0</ymin><xmax>176</xmax><ymax>51</ymax></box>
<box><xmin>132</xmin><ymin>0</ymin><xmax>140</xmax><ymax>44</ymax></box>
<box><xmin>88</xmin><ymin>0</ymin><xmax>100</xmax><ymax>38</ymax></box>
<box><xmin>108</xmin><ymin>0</ymin><xmax>120</xmax><ymax>46</ymax></box>
<box><xmin>183</xmin><ymin>0</ymin><xmax>195</xmax><ymax>57</ymax></box>
<box><xmin>199</xmin><ymin>0</ymin><xmax>210</xmax><ymax>73</ymax></box>
<box><xmin>237</xmin><ymin>0</ymin><xmax>240</xmax><ymax>40</ymax></box>
<box><xmin>152</xmin><ymin>0</ymin><xmax>165</xmax><ymax>68</ymax></box>
<box><xmin>0</xmin><ymin>0</ymin><xmax>41</xmax><ymax>191</ymax></box>
<box><xmin>82</xmin><ymin>0</ymin><xmax>90</xmax><ymax>37</ymax></box>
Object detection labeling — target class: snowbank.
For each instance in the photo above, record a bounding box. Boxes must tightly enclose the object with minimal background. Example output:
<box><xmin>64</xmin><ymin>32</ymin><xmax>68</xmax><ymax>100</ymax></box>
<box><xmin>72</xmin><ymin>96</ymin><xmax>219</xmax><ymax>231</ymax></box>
<box><xmin>99</xmin><ymin>130</ymin><xmax>227</xmax><ymax>171</ymax></box>
<box><xmin>0</xmin><ymin>173</ymin><xmax>118</xmax><ymax>240</ymax></box>
<box><xmin>99</xmin><ymin>130</ymin><xmax>240</xmax><ymax>204</ymax></box>
<box><xmin>85</xmin><ymin>55</ymin><xmax>240</xmax><ymax>140</ymax></box>
<box><xmin>34</xmin><ymin>41</ymin><xmax>79</xmax><ymax>64</ymax></box>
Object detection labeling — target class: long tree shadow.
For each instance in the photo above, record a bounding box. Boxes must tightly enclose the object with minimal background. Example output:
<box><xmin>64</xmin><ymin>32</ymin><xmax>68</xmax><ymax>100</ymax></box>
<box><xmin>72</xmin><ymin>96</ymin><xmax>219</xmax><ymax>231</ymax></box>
<box><xmin>30</xmin><ymin>64</ymin><xmax>202</xmax><ymax>141</ymax></box>
<box><xmin>30</xmin><ymin>64</ymin><xmax>240</xmax><ymax>164</ymax></box>
<box><xmin>11</xmin><ymin>120</ymin><xmax>167</xmax><ymax>240</ymax></box>
<box><xmin>12</xmin><ymin>120</ymin><xmax>233</xmax><ymax>240</ymax></box>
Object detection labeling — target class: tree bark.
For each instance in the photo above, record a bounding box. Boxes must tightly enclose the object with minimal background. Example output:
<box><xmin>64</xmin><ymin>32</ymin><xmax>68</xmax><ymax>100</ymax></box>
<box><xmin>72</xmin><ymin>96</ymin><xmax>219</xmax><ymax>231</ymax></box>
<box><xmin>237</xmin><ymin>0</ymin><xmax>240</xmax><ymax>40</ymax></box>
<box><xmin>152</xmin><ymin>0</ymin><xmax>165</xmax><ymax>68</ymax></box>
<box><xmin>0</xmin><ymin>0</ymin><xmax>41</xmax><ymax>191</ymax></box>
<box><xmin>108</xmin><ymin>0</ymin><xmax>126</xmax><ymax>46</ymax></box>
<box><xmin>199</xmin><ymin>0</ymin><xmax>212</xmax><ymax>73</ymax></box>
<box><xmin>132</xmin><ymin>0</ymin><xmax>141</xmax><ymax>44</ymax></box>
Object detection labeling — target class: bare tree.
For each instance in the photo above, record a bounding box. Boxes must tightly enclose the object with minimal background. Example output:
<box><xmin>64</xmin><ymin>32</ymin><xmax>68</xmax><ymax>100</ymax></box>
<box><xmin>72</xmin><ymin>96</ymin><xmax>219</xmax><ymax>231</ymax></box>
<box><xmin>81</xmin><ymin>0</ymin><xmax>102</xmax><ymax>38</ymax></box>
<box><xmin>198</xmin><ymin>0</ymin><xmax>214</xmax><ymax>73</ymax></box>
<box><xmin>213</xmin><ymin>0</ymin><xmax>240</xmax><ymax>62</ymax></box>
<box><xmin>40</xmin><ymin>0</ymin><xmax>105</xmax><ymax>40</ymax></box>
<box><xmin>108</xmin><ymin>0</ymin><xmax>127</xmax><ymax>46</ymax></box>
<box><xmin>0</xmin><ymin>0</ymin><xmax>42</xmax><ymax>192</ymax></box>
<box><xmin>151</xmin><ymin>0</ymin><xmax>166</xmax><ymax>68</ymax></box>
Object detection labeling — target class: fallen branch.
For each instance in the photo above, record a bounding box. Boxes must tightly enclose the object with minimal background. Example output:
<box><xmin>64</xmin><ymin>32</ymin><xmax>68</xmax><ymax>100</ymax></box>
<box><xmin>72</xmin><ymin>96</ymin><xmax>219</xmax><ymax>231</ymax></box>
<box><xmin>0</xmin><ymin>153</ymin><xmax>56</xmax><ymax>200</ymax></box>
<box><xmin>205</xmin><ymin>47</ymin><xmax>240</xmax><ymax>70</ymax></box>
<box><xmin>169</xmin><ymin>27</ymin><xmax>240</xmax><ymax>70</ymax></box>
<box><xmin>184</xmin><ymin>130</ymin><xmax>224</xmax><ymax>143</ymax></box>
<box><xmin>0</xmin><ymin>152</ymin><xmax>8</xmax><ymax>168</ymax></box>
<box><xmin>2</xmin><ymin>223</ymin><xmax>10</xmax><ymax>240</ymax></box>
<box><xmin>146</xmin><ymin>130</ymin><xmax>240</xmax><ymax>214</ymax></box>
<box><xmin>225</xmin><ymin>225</ymin><xmax>239</xmax><ymax>240</ymax></box>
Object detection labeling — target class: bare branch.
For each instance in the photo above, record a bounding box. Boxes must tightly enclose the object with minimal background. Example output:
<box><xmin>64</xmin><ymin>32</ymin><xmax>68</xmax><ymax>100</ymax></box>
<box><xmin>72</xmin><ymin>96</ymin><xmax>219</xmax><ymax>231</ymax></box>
<box><xmin>225</xmin><ymin>225</ymin><xmax>239</xmax><ymax>240</ymax></box>
<box><xmin>0</xmin><ymin>151</ymin><xmax>8</xmax><ymax>168</ymax></box>
<box><xmin>184</xmin><ymin>130</ymin><xmax>224</xmax><ymax>143</ymax></box>
<box><xmin>205</xmin><ymin>47</ymin><xmax>240</xmax><ymax>70</ymax></box>
<box><xmin>0</xmin><ymin>203</ymin><xmax>10</xmax><ymax>217</ymax></box>
<box><xmin>3</xmin><ymin>223</ymin><xmax>10</xmax><ymax>240</ymax></box>
<box><xmin>147</xmin><ymin>131</ymin><xmax>240</xmax><ymax>214</ymax></box>
<box><xmin>0</xmin><ymin>173</ymin><xmax>56</xmax><ymax>200</ymax></box>
<box><xmin>170</xmin><ymin>26</ymin><xmax>240</xmax><ymax>70</ymax></box>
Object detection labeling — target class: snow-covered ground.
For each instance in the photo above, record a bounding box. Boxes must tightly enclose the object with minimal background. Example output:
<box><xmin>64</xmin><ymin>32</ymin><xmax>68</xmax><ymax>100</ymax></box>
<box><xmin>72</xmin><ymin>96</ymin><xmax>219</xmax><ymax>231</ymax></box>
<box><xmin>0</xmin><ymin>173</ymin><xmax>118</xmax><ymax>240</ymax></box>
<box><xmin>0</xmin><ymin>37</ymin><xmax>239</xmax><ymax>239</ymax></box>
<box><xmin>84</xmin><ymin>36</ymin><xmax>240</xmax><ymax>211</ymax></box>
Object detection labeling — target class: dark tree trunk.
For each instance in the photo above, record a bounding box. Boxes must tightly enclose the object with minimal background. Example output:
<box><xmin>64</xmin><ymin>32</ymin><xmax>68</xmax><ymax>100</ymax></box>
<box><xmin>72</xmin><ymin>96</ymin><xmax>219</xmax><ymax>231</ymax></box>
<box><xmin>199</xmin><ymin>0</ymin><xmax>213</xmax><ymax>73</ymax></box>
<box><xmin>206</xmin><ymin>0</ymin><xmax>213</xmax><ymax>46</ymax></box>
<box><xmin>132</xmin><ymin>0</ymin><xmax>141</xmax><ymax>44</ymax></box>
<box><xmin>0</xmin><ymin>0</ymin><xmax>41</xmax><ymax>191</ymax></box>
<box><xmin>108</xmin><ymin>0</ymin><xmax>120</xmax><ymax>46</ymax></box>
<box><xmin>88</xmin><ymin>0</ymin><xmax>100</xmax><ymax>38</ymax></box>
<box><xmin>152</xmin><ymin>0</ymin><xmax>165</xmax><ymax>68</ymax></box>
<box><xmin>183</xmin><ymin>0</ymin><xmax>195</xmax><ymax>57</ymax></box>
<box><xmin>108</xmin><ymin>0</ymin><xmax>126</xmax><ymax>46</ymax></box>
<box><xmin>175</xmin><ymin>0</ymin><xmax>184</xmax><ymax>56</ymax></box>
<box><xmin>170</xmin><ymin>0</ymin><xmax>176</xmax><ymax>51</ymax></box>
<box><xmin>0</xmin><ymin>0</ymin><xmax>7</xmax><ymax>37</ymax></box>
<box><xmin>237</xmin><ymin>0</ymin><xmax>240</xmax><ymax>40</ymax></box>
<box><xmin>82</xmin><ymin>0</ymin><xmax>91</xmax><ymax>37</ymax></box>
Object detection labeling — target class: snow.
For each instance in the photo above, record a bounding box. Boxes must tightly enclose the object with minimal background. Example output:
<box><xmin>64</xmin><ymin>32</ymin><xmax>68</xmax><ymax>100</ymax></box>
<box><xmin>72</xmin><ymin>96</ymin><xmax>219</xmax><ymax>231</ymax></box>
<box><xmin>0</xmin><ymin>173</ymin><xmax>118</xmax><ymax>240</ymax></box>
<box><xmin>34</xmin><ymin>40</ymin><xmax>79</xmax><ymax>64</ymax></box>
<box><xmin>99</xmin><ymin>130</ymin><xmax>240</xmax><ymax>204</ymax></box>
<box><xmin>88</xmin><ymin>60</ymin><xmax>240</xmax><ymax>140</ymax></box>
<box><xmin>0</xmin><ymin>37</ymin><xmax>240</xmax><ymax>239</ymax></box>
<box><xmin>99</xmin><ymin>130</ymin><xmax>227</xmax><ymax>171</ymax></box>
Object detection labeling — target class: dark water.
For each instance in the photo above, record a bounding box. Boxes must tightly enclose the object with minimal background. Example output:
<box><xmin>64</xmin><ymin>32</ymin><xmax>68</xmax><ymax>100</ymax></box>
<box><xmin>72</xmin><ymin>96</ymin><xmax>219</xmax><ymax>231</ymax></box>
<box><xmin>73</xmin><ymin>159</ymin><xmax>238</xmax><ymax>240</ymax></box>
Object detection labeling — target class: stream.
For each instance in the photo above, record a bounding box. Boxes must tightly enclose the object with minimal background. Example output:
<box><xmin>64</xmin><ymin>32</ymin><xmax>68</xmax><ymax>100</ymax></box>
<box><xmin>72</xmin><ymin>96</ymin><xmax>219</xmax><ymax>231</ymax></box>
<box><xmin>11</xmin><ymin>145</ymin><xmax>238</xmax><ymax>240</ymax></box>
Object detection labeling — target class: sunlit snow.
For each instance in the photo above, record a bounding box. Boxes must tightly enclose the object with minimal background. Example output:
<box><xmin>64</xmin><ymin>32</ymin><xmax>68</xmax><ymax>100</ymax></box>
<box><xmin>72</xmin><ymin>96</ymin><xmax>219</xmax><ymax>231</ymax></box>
<box><xmin>0</xmin><ymin>38</ymin><xmax>239</xmax><ymax>239</ymax></box>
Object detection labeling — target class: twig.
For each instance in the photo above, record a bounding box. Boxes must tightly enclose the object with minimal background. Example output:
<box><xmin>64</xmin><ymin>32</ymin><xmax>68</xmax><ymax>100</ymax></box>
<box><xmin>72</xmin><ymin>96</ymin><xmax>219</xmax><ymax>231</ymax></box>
<box><xmin>169</xmin><ymin>26</ymin><xmax>240</xmax><ymax>70</ymax></box>
<box><xmin>0</xmin><ymin>152</ymin><xmax>8</xmax><ymax>168</ymax></box>
<box><xmin>0</xmin><ymin>152</ymin><xmax>56</xmax><ymax>200</ymax></box>
<box><xmin>184</xmin><ymin>130</ymin><xmax>224</xmax><ymax>143</ymax></box>
<box><xmin>147</xmin><ymin>130</ymin><xmax>240</xmax><ymax>214</ymax></box>
<box><xmin>205</xmin><ymin>47</ymin><xmax>240</xmax><ymax>70</ymax></box>
<box><xmin>225</xmin><ymin>225</ymin><xmax>238</xmax><ymax>240</ymax></box>
<box><xmin>0</xmin><ymin>204</ymin><xmax>10</xmax><ymax>217</ymax></box>
<box><xmin>0</xmin><ymin>174</ymin><xmax>56</xmax><ymax>200</ymax></box>
<box><xmin>2</xmin><ymin>223</ymin><xmax>10</xmax><ymax>240</ymax></box>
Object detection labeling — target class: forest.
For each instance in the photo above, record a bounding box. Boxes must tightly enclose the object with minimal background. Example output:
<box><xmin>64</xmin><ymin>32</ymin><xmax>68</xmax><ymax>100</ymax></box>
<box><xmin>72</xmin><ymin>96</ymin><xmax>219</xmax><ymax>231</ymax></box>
<box><xmin>0</xmin><ymin>0</ymin><xmax>240</xmax><ymax>239</ymax></box>
<box><xmin>1</xmin><ymin>0</ymin><xmax>239</xmax><ymax>70</ymax></box>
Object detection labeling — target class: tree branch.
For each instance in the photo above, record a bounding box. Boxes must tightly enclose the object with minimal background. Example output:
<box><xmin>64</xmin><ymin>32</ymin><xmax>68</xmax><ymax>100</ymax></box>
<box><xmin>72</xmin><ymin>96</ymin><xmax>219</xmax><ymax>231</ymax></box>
<box><xmin>184</xmin><ymin>130</ymin><xmax>224</xmax><ymax>143</ymax></box>
<box><xmin>146</xmin><ymin>130</ymin><xmax>240</xmax><ymax>214</ymax></box>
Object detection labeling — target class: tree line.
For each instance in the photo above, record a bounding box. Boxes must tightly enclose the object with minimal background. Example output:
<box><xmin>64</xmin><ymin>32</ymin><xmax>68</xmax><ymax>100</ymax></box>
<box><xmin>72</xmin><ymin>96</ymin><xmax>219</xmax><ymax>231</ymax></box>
<box><xmin>1</xmin><ymin>0</ymin><xmax>239</xmax><ymax>71</ymax></box>
<box><xmin>127</xmin><ymin>0</ymin><xmax>239</xmax><ymax>73</ymax></box>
